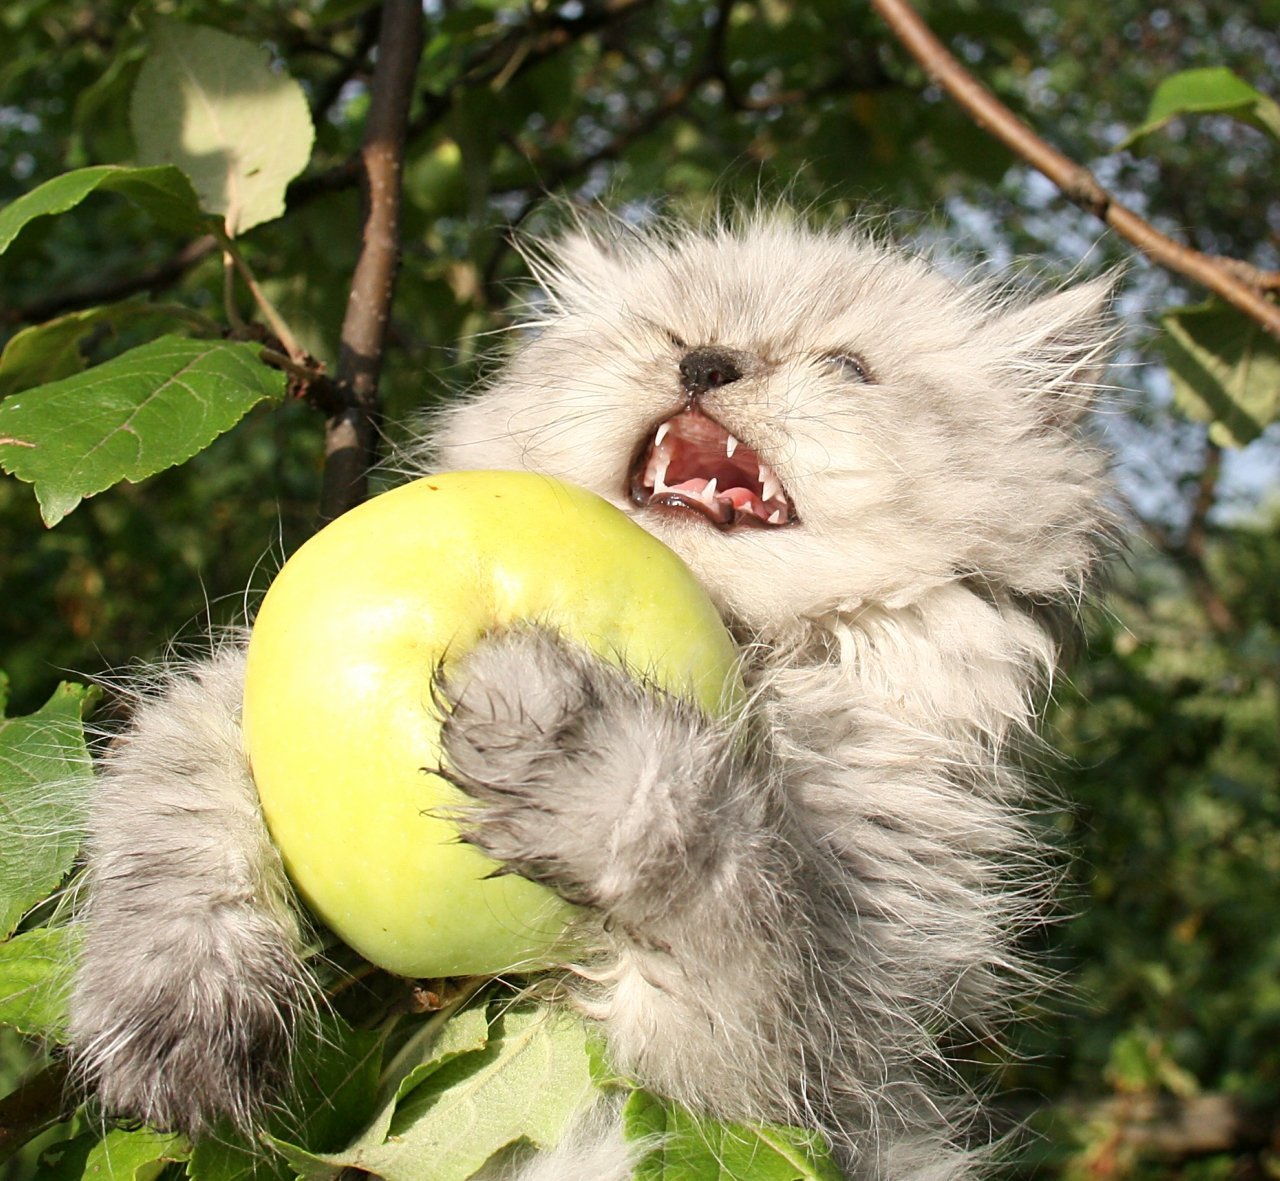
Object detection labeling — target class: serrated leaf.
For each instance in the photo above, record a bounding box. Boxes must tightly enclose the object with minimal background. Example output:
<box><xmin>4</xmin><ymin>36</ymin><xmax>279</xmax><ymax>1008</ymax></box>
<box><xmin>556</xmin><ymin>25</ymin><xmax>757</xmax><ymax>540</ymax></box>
<box><xmin>131</xmin><ymin>21</ymin><xmax>315</xmax><ymax>235</ymax></box>
<box><xmin>1121</xmin><ymin>67</ymin><xmax>1280</xmax><ymax>148</ymax></box>
<box><xmin>278</xmin><ymin>999</ymin><xmax>491</xmax><ymax>1178</ymax></box>
<box><xmin>383</xmin><ymin>1001</ymin><xmax>493</xmax><ymax>1116</ymax></box>
<box><xmin>189</xmin><ymin>1013</ymin><xmax>381</xmax><ymax>1181</ymax></box>
<box><xmin>59</xmin><ymin>1128</ymin><xmax>188</xmax><ymax>1180</ymax></box>
<box><xmin>0</xmin><ymin>302</ymin><xmax>220</xmax><ymax>398</ymax></box>
<box><xmin>280</xmin><ymin>1006</ymin><xmax>595</xmax><ymax>1181</ymax></box>
<box><xmin>624</xmin><ymin>1092</ymin><xmax>844</xmax><ymax>1181</ymax></box>
<box><xmin>186</xmin><ymin>1135</ymin><xmax>279</xmax><ymax>1181</ymax></box>
<box><xmin>0</xmin><ymin>926</ymin><xmax>78</xmax><ymax>1040</ymax></box>
<box><xmin>0</xmin><ymin>682</ymin><xmax>95</xmax><ymax>939</ymax></box>
<box><xmin>0</xmin><ymin>335</ymin><xmax>286</xmax><ymax>525</ymax></box>
<box><xmin>1162</xmin><ymin>301</ymin><xmax>1280</xmax><ymax>446</ymax></box>
<box><xmin>0</xmin><ymin>165</ymin><xmax>205</xmax><ymax>254</ymax></box>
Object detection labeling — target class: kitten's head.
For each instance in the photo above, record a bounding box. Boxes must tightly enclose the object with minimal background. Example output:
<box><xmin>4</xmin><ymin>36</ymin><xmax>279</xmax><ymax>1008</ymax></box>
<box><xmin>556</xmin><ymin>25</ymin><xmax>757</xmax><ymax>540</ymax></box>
<box><xmin>432</xmin><ymin>212</ymin><xmax>1115</xmax><ymax>632</ymax></box>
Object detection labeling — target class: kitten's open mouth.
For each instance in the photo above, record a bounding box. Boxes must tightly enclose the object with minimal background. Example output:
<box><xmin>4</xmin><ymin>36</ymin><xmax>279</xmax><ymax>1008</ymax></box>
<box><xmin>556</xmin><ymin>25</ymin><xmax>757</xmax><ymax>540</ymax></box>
<box><xmin>629</xmin><ymin>408</ymin><xmax>797</xmax><ymax>530</ymax></box>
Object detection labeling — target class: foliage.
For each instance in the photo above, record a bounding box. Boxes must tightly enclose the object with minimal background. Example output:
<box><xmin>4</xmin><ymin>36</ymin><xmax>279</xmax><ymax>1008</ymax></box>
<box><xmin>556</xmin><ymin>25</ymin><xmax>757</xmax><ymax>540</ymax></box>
<box><xmin>0</xmin><ymin>1</ymin><xmax>1278</xmax><ymax>1178</ymax></box>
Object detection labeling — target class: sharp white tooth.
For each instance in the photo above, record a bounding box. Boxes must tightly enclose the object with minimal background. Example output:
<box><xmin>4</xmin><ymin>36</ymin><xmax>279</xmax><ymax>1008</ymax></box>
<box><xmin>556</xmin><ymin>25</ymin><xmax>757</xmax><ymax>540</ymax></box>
<box><xmin>655</xmin><ymin>421</ymin><xmax>671</xmax><ymax>447</ymax></box>
<box><xmin>653</xmin><ymin>452</ymin><xmax>671</xmax><ymax>493</ymax></box>
<box><xmin>726</xmin><ymin>434</ymin><xmax>738</xmax><ymax>458</ymax></box>
<box><xmin>703</xmin><ymin>478</ymin><xmax>718</xmax><ymax>504</ymax></box>
<box><xmin>761</xmin><ymin>470</ymin><xmax>782</xmax><ymax>504</ymax></box>
<box><xmin>768</xmin><ymin>510</ymin><xmax>782</xmax><ymax>524</ymax></box>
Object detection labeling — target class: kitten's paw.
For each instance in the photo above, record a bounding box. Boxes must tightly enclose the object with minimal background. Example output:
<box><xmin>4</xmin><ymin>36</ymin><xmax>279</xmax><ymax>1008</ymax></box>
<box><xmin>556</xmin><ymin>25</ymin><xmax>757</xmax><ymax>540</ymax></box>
<box><xmin>437</xmin><ymin>627</ymin><xmax>739</xmax><ymax>924</ymax></box>
<box><xmin>437</xmin><ymin>627</ymin><xmax>614</xmax><ymax>905</ymax></box>
<box><xmin>69</xmin><ymin>915</ymin><xmax>306</xmax><ymax>1136</ymax></box>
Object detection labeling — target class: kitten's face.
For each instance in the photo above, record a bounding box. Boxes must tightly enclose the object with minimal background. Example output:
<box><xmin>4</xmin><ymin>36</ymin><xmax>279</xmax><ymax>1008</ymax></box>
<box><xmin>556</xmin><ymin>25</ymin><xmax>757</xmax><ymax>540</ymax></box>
<box><xmin>434</xmin><ymin>217</ymin><xmax>1111</xmax><ymax>632</ymax></box>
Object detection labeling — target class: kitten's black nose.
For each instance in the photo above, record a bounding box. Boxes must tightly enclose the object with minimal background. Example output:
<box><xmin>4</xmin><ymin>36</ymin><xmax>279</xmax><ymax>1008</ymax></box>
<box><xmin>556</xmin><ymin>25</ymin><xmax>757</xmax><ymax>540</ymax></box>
<box><xmin>680</xmin><ymin>346</ymin><xmax>746</xmax><ymax>396</ymax></box>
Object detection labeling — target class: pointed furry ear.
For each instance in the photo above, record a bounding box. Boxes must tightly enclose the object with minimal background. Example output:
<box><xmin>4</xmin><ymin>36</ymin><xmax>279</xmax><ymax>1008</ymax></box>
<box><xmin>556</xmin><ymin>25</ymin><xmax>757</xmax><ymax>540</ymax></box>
<box><xmin>983</xmin><ymin>274</ymin><xmax>1119</xmax><ymax>423</ymax></box>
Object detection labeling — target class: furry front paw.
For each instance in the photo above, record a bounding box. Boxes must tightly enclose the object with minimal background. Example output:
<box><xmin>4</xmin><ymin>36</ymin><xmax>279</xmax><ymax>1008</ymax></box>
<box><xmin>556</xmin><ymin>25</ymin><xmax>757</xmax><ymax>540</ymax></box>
<box><xmin>437</xmin><ymin>627</ymin><xmax>614</xmax><ymax>905</ymax></box>
<box><xmin>437</xmin><ymin>627</ymin><xmax>739</xmax><ymax>922</ymax></box>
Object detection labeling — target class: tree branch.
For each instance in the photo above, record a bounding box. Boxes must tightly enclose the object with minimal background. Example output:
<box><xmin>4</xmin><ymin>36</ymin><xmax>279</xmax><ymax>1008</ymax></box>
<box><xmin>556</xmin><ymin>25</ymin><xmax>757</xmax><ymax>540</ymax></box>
<box><xmin>318</xmin><ymin>0</ymin><xmax>424</xmax><ymax>524</ymax></box>
<box><xmin>870</xmin><ymin>0</ymin><xmax>1280</xmax><ymax>340</ymax></box>
<box><xmin>0</xmin><ymin>1060</ymin><xmax>71</xmax><ymax>1163</ymax></box>
<box><xmin>3</xmin><ymin>235</ymin><xmax>219</xmax><ymax>328</ymax></box>
<box><xmin>8</xmin><ymin>2</ymin><xmax>652</xmax><ymax>333</ymax></box>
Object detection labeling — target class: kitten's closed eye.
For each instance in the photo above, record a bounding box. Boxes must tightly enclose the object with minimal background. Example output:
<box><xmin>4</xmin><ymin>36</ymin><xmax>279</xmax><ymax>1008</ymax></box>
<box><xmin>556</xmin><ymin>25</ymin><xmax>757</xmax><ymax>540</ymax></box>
<box><xmin>821</xmin><ymin>352</ymin><xmax>873</xmax><ymax>383</ymax></box>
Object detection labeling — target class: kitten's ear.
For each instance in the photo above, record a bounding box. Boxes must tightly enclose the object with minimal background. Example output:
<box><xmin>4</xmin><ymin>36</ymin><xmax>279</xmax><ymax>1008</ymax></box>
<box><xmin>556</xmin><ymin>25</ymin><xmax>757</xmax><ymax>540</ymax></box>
<box><xmin>982</xmin><ymin>274</ymin><xmax>1119</xmax><ymax>423</ymax></box>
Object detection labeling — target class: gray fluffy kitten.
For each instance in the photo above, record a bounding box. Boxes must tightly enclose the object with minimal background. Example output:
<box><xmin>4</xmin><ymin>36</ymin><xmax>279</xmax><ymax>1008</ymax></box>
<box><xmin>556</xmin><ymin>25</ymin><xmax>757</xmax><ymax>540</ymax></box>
<box><xmin>68</xmin><ymin>211</ymin><xmax>1114</xmax><ymax>1180</ymax></box>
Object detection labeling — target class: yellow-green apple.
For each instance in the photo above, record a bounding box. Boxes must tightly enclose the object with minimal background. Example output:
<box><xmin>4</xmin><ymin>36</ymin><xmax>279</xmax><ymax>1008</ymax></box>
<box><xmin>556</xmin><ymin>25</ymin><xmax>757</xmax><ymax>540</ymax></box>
<box><xmin>242</xmin><ymin>471</ymin><xmax>743</xmax><ymax>979</ymax></box>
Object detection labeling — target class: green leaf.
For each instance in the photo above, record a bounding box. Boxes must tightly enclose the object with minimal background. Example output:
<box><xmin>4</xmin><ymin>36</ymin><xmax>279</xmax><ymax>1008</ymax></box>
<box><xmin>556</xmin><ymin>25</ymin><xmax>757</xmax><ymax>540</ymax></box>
<box><xmin>0</xmin><ymin>335</ymin><xmax>287</xmax><ymax>526</ymax></box>
<box><xmin>52</xmin><ymin>1128</ymin><xmax>189</xmax><ymax>1180</ymax></box>
<box><xmin>131</xmin><ymin>20</ymin><xmax>316</xmax><ymax>236</ymax></box>
<box><xmin>186</xmin><ymin>1136</ymin><xmax>276</xmax><ymax>1181</ymax></box>
<box><xmin>284</xmin><ymin>999</ymin><xmax>491</xmax><ymax>1176</ymax></box>
<box><xmin>0</xmin><ymin>302</ymin><xmax>221</xmax><ymax>398</ymax></box>
<box><xmin>1161</xmin><ymin>301</ymin><xmax>1280</xmax><ymax>446</ymax></box>
<box><xmin>34</xmin><ymin>1134</ymin><xmax>95</xmax><ymax>1181</ymax></box>
<box><xmin>0</xmin><ymin>164</ymin><xmax>205</xmax><ymax>254</ymax></box>
<box><xmin>279</xmin><ymin>1005</ymin><xmax>595</xmax><ymax>1181</ymax></box>
<box><xmin>0</xmin><ymin>682</ymin><xmax>95</xmax><ymax>939</ymax></box>
<box><xmin>1121</xmin><ymin>67</ymin><xmax>1280</xmax><ymax>148</ymax></box>
<box><xmin>0</xmin><ymin>926</ymin><xmax>78</xmax><ymax>1040</ymax></box>
<box><xmin>189</xmin><ymin>1012</ymin><xmax>381</xmax><ymax>1181</ymax></box>
<box><xmin>624</xmin><ymin>1091</ymin><xmax>844</xmax><ymax>1181</ymax></box>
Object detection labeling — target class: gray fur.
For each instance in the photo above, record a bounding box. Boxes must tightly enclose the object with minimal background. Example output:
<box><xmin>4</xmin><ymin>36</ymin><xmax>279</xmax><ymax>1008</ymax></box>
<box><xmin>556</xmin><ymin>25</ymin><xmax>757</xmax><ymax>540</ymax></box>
<box><xmin>67</xmin><ymin>211</ymin><xmax>1115</xmax><ymax>1178</ymax></box>
<box><xmin>68</xmin><ymin>648</ymin><xmax>309</xmax><ymax>1136</ymax></box>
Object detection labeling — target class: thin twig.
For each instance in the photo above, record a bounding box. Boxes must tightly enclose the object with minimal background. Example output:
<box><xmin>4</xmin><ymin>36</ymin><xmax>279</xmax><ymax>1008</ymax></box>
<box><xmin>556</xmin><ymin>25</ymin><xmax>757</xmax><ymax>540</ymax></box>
<box><xmin>4</xmin><ymin>235</ymin><xmax>219</xmax><ymax>327</ymax></box>
<box><xmin>0</xmin><ymin>1060</ymin><xmax>72</xmax><ymax>1163</ymax></box>
<box><xmin>318</xmin><ymin>0</ymin><xmax>424</xmax><ymax>524</ymax></box>
<box><xmin>1130</xmin><ymin>445</ymin><xmax>1238</xmax><ymax>636</ymax></box>
<box><xmin>8</xmin><ymin>3</ymin><xmax>652</xmax><ymax>331</ymax></box>
<box><xmin>870</xmin><ymin>0</ymin><xmax>1280</xmax><ymax>339</ymax></box>
<box><xmin>222</xmin><ymin>238</ymin><xmax>306</xmax><ymax>363</ymax></box>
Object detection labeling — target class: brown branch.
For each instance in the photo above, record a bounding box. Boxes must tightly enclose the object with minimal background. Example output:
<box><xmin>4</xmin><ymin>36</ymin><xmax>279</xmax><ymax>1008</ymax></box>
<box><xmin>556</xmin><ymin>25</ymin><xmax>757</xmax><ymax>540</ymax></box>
<box><xmin>318</xmin><ymin>0</ymin><xmax>424</xmax><ymax>524</ymax></box>
<box><xmin>10</xmin><ymin>2</ymin><xmax>649</xmax><ymax>333</ymax></box>
<box><xmin>1063</xmin><ymin>1092</ymin><xmax>1272</xmax><ymax>1160</ymax></box>
<box><xmin>3</xmin><ymin>235</ymin><xmax>218</xmax><ymax>328</ymax></box>
<box><xmin>870</xmin><ymin>0</ymin><xmax>1280</xmax><ymax>340</ymax></box>
<box><xmin>1177</xmin><ymin>441</ymin><xmax>1238</xmax><ymax>634</ymax></box>
<box><xmin>0</xmin><ymin>1060</ymin><xmax>72</xmax><ymax>1163</ymax></box>
<box><xmin>1129</xmin><ymin>439</ymin><xmax>1239</xmax><ymax>637</ymax></box>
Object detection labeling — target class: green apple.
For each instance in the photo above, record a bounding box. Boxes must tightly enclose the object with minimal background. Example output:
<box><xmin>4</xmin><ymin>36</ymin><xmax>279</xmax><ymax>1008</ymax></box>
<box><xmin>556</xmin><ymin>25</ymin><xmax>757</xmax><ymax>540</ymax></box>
<box><xmin>242</xmin><ymin>471</ymin><xmax>743</xmax><ymax>979</ymax></box>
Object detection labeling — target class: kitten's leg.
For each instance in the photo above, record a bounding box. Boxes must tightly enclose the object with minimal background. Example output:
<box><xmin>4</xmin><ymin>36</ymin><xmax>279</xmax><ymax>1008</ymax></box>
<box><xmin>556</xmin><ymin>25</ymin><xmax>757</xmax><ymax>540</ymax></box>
<box><xmin>437</xmin><ymin>628</ymin><xmax>813</xmax><ymax>1128</ymax></box>
<box><xmin>68</xmin><ymin>646</ymin><xmax>309</xmax><ymax>1136</ymax></box>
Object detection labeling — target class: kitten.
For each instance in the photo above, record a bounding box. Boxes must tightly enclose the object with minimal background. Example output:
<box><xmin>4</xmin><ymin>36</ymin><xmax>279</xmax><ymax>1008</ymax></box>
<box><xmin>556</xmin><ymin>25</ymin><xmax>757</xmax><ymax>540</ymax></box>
<box><xmin>68</xmin><ymin>210</ymin><xmax>1115</xmax><ymax>1180</ymax></box>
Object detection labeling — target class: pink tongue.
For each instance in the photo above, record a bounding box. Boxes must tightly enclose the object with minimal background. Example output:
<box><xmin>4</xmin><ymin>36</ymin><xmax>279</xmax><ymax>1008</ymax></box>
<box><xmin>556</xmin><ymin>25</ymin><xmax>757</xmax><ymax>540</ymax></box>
<box><xmin>669</xmin><ymin>478</ymin><xmax>763</xmax><ymax>514</ymax></box>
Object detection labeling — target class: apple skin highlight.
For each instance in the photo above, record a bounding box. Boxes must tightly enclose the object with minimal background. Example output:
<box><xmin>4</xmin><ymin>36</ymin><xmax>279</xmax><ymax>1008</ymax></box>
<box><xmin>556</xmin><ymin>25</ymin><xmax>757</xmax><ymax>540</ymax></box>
<box><xmin>242</xmin><ymin>471</ymin><xmax>744</xmax><ymax>979</ymax></box>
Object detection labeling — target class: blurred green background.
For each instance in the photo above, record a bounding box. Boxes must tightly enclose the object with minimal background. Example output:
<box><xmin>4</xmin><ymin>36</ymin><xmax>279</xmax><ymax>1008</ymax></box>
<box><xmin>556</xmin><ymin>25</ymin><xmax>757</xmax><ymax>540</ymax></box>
<box><xmin>2</xmin><ymin>0</ymin><xmax>1278</xmax><ymax>1176</ymax></box>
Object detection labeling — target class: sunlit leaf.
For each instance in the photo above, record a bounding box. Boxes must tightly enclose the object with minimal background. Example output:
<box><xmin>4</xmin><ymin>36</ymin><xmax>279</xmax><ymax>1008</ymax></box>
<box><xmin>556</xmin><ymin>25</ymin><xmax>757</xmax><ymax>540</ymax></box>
<box><xmin>1121</xmin><ymin>67</ymin><xmax>1280</xmax><ymax>148</ymax></box>
<box><xmin>0</xmin><ymin>926</ymin><xmax>78</xmax><ymax>1040</ymax></box>
<box><xmin>277</xmin><ymin>1005</ymin><xmax>594</xmax><ymax>1181</ymax></box>
<box><xmin>0</xmin><ymin>336</ymin><xmax>286</xmax><ymax>526</ymax></box>
<box><xmin>0</xmin><ymin>164</ymin><xmax>205</xmax><ymax>254</ymax></box>
<box><xmin>131</xmin><ymin>20</ymin><xmax>315</xmax><ymax>235</ymax></box>
<box><xmin>0</xmin><ymin>302</ymin><xmax>220</xmax><ymax>398</ymax></box>
<box><xmin>0</xmin><ymin>682</ymin><xmax>94</xmax><ymax>939</ymax></box>
<box><xmin>1162</xmin><ymin>300</ymin><xmax>1280</xmax><ymax>446</ymax></box>
<box><xmin>624</xmin><ymin>1091</ymin><xmax>844</xmax><ymax>1181</ymax></box>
